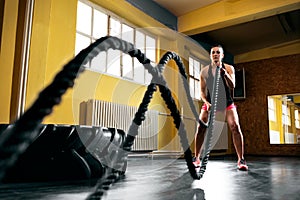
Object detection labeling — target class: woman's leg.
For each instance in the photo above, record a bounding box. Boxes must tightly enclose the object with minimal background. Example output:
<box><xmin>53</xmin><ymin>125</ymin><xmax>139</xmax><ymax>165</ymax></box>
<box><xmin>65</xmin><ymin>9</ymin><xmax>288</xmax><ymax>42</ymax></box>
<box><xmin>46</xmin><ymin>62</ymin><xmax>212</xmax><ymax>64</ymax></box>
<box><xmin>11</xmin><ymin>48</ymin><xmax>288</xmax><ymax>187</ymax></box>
<box><xmin>194</xmin><ymin>109</ymin><xmax>208</xmax><ymax>162</ymax></box>
<box><xmin>226</xmin><ymin>108</ymin><xmax>248</xmax><ymax>170</ymax></box>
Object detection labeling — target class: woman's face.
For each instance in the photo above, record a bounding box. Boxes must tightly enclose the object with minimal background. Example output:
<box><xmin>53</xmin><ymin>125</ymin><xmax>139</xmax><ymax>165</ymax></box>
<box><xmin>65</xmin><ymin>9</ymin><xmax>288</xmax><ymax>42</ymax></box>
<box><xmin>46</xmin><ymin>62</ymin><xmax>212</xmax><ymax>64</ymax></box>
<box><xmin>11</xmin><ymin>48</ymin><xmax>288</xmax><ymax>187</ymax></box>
<box><xmin>210</xmin><ymin>47</ymin><xmax>224</xmax><ymax>64</ymax></box>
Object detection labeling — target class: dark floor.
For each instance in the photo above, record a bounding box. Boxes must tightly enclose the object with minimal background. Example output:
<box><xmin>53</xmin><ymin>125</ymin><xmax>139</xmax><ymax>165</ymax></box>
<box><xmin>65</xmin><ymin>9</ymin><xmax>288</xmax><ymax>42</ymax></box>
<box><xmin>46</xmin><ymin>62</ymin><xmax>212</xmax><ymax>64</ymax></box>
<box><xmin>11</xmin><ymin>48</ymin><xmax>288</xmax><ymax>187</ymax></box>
<box><xmin>0</xmin><ymin>156</ymin><xmax>299</xmax><ymax>200</ymax></box>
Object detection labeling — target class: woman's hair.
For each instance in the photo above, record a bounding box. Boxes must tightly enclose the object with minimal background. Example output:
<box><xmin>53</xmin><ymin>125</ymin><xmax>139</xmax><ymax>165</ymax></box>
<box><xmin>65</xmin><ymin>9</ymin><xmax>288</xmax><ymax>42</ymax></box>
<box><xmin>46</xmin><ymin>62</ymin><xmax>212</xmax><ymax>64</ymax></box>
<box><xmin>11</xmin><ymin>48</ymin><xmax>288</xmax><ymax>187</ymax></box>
<box><xmin>211</xmin><ymin>44</ymin><xmax>223</xmax><ymax>50</ymax></box>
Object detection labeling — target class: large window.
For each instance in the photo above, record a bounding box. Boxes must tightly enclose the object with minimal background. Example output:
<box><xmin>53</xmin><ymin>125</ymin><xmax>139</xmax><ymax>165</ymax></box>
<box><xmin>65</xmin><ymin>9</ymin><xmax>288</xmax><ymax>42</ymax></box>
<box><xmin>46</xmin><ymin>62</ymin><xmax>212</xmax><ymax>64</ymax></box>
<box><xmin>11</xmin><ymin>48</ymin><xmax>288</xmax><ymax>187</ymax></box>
<box><xmin>188</xmin><ymin>56</ymin><xmax>202</xmax><ymax>100</ymax></box>
<box><xmin>75</xmin><ymin>0</ymin><xmax>156</xmax><ymax>84</ymax></box>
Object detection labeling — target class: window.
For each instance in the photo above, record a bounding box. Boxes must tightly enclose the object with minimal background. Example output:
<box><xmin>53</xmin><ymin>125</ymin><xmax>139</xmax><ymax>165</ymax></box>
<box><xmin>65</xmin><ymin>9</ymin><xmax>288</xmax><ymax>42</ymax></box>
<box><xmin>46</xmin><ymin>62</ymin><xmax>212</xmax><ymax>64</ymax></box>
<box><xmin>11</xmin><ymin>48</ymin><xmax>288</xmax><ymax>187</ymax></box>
<box><xmin>282</xmin><ymin>104</ymin><xmax>290</xmax><ymax>125</ymax></box>
<box><xmin>121</xmin><ymin>24</ymin><xmax>134</xmax><ymax>79</ymax></box>
<box><xmin>145</xmin><ymin>35</ymin><xmax>156</xmax><ymax>84</ymax></box>
<box><xmin>107</xmin><ymin>17</ymin><xmax>121</xmax><ymax>76</ymax></box>
<box><xmin>295</xmin><ymin>109</ymin><xmax>300</xmax><ymax>128</ymax></box>
<box><xmin>267</xmin><ymin>97</ymin><xmax>276</xmax><ymax>122</ymax></box>
<box><xmin>75</xmin><ymin>0</ymin><xmax>156</xmax><ymax>84</ymax></box>
<box><xmin>188</xmin><ymin>56</ymin><xmax>201</xmax><ymax>100</ymax></box>
<box><xmin>76</xmin><ymin>1</ymin><xmax>108</xmax><ymax>70</ymax></box>
<box><xmin>134</xmin><ymin>30</ymin><xmax>146</xmax><ymax>84</ymax></box>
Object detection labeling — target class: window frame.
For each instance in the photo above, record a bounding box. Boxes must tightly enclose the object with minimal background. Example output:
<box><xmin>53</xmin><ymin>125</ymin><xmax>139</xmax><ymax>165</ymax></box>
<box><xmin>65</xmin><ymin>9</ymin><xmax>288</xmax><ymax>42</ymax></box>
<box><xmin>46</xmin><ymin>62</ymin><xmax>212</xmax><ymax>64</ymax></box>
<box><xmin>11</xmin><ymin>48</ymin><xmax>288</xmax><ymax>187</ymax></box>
<box><xmin>188</xmin><ymin>55</ymin><xmax>202</xmax><ymax>100</ymax></box>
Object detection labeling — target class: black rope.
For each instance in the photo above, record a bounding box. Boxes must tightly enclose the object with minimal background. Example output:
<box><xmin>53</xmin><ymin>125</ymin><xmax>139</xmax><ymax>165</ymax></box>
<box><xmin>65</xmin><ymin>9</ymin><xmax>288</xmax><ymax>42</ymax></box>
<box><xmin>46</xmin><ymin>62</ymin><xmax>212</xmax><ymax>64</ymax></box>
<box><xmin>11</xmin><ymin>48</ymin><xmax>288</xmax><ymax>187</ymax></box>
<box><xmin>87</xmin><ymin>51</ymin><xmax>202</xmax><ymax>199</ymax></box>
<box><xmin>0</xmin><ymin>36</ymin><xmax>219</xmax><ymax>199</ymax></box>
<box><xmin>198</xmin><ymin>66</ymin><xmax>221</xmax><ymax>178</ymax></box>
<box><xmin>84</xmin><ymin>50</ymin><xmax>205</xmax><ymax>199</ymax></box>
<box><xmin>156</xmin><ymin>52</ymin><xmax>199</xmax><ymax>179</ymax></box>
<box><xmin>120</xmin><ymin>51</ymin><xmax>202</xmax><ymax>180</ymax></box>
<box><xmin>0</xmin><ymin>36</ymin><xmax>133</xmax><ymax>182</ymax></box>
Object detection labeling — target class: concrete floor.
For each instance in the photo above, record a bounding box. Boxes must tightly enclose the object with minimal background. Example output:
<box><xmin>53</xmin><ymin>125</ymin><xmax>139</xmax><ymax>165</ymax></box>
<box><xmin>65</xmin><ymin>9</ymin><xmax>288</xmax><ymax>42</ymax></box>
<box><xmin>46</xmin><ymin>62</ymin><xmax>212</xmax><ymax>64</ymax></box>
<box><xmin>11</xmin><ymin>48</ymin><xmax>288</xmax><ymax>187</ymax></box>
<box><xmin>0</xmin><ymin>156</ymin><xmax>299</xmax><ymax>200</ymax></box>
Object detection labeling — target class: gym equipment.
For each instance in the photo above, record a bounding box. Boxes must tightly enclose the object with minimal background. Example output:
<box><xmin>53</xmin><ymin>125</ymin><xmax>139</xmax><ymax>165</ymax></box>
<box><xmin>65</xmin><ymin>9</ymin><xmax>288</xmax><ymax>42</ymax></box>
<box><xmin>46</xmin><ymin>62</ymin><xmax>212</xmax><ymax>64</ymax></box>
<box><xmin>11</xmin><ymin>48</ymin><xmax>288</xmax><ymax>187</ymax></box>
<box><xmin>0</xmin><ymin>36</ymin><xmax>220</xmax><ymax>199</ymax></box>
<box><xmin>198</xmin><ymin>66</ymin><xmax>221</xmax><ymax>178</ymax></box>
<box><xmin>2</xmin><ymin>124</ymin><xmax>125</xmax><ymax>182</ymax></box>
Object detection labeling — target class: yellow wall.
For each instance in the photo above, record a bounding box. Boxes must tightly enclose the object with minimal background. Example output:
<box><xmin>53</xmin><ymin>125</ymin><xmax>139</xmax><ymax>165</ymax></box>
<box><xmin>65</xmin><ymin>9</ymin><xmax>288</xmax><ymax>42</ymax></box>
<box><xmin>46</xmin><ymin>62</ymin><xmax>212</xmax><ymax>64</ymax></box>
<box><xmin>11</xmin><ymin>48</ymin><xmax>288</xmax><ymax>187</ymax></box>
<box><xmin>0</xmin><ymin>0</ymin><xmax>19</xmax><ymax>123</ymax></box>
<box><xmin>25</xmin><ymin>0</ymin><xmax>77</xmax><ymax>124</ymax></box>
<box><xmin>294</xmin><ymin>95</ymin><xmax>300</xmax><ymax>104</ymax></box>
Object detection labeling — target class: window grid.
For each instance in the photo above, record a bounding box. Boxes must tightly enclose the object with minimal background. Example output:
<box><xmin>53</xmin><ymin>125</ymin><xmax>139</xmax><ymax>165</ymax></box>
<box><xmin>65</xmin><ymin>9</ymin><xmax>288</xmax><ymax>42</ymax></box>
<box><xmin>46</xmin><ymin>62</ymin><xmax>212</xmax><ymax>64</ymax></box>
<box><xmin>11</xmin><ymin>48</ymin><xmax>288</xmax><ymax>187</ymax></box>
<box><xmin>76</xmin><ymin>0</ymin><xmax>156</xmax><ymax>84</ymax></box>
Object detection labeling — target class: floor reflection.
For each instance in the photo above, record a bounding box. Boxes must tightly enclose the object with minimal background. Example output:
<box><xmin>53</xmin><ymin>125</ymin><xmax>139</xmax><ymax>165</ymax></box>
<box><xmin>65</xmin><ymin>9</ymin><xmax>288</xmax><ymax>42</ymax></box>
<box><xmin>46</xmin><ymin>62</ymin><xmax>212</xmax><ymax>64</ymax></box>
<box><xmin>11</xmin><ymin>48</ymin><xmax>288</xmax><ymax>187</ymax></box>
<box><xmin>156</xmin><ymin>172</ymin><xmax>206</xmax><ymax>200</ymax></box>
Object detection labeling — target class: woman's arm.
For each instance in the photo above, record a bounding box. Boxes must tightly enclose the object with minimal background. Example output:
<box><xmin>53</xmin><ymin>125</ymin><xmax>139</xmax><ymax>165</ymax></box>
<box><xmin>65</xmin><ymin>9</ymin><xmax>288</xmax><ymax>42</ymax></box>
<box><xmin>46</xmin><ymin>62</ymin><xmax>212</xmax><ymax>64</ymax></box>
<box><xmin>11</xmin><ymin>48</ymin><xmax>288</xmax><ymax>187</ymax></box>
<box><xmin>221</xmin><ymin>64</ymin><xmax>235</xmax><ymax>89</ymax></box>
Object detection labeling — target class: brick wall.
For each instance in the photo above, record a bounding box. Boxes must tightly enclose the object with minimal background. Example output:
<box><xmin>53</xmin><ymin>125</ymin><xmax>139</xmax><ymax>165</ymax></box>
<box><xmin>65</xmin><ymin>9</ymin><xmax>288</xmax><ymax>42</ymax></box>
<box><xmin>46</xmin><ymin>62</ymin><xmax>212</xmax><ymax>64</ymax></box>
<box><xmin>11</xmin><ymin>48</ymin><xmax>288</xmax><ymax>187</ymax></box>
<box><xmin>234</xmin><ymin>54</ymin><xmax>300</xmax><ymax>156</ymax></box>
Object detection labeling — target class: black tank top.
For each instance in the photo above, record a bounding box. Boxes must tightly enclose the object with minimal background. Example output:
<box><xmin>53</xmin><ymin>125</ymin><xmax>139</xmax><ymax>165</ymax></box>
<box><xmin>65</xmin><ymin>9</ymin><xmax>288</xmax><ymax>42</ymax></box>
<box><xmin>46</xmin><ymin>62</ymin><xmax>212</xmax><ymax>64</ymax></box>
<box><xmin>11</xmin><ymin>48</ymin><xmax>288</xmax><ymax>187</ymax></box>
<box><xmin>206</xmin><ymin>64</ymin><xmax>234</xmax><ymax>110</ymax></box>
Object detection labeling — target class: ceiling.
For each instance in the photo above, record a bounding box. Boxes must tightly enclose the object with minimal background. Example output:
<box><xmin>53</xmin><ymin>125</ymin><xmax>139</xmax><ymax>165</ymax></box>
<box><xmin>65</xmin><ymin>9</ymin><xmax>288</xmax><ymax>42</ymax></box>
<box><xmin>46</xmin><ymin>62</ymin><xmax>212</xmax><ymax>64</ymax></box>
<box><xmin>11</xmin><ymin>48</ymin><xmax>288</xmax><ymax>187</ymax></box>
<box><xmin>153</xmin><ymin>0</ymin><xmax>300</xmax><ymax>57</ymax></box>
<box><xmin>153</xmin><ymin>0</ymin><xmax>222</xmax><ymax>16</ymax></box>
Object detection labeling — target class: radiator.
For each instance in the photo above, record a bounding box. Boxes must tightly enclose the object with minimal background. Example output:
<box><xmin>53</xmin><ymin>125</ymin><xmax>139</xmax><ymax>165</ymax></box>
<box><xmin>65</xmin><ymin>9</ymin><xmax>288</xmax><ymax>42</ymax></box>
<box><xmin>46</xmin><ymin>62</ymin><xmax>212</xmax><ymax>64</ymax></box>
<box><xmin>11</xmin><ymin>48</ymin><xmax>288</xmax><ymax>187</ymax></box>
<box><xmin>80</xmin><ymin>99</ymin><xmax>159</xmax><ymax>151</ymax></box>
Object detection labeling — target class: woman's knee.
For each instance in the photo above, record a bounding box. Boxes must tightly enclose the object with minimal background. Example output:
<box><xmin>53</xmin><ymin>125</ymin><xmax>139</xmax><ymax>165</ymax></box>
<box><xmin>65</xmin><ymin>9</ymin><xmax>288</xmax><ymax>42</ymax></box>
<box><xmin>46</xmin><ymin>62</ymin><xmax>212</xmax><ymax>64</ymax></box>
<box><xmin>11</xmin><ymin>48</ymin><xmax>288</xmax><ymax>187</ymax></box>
<box><xmin>229</xmin><ymin>121</ymin><xmax>240</xmax><ymax>133</ymax></box>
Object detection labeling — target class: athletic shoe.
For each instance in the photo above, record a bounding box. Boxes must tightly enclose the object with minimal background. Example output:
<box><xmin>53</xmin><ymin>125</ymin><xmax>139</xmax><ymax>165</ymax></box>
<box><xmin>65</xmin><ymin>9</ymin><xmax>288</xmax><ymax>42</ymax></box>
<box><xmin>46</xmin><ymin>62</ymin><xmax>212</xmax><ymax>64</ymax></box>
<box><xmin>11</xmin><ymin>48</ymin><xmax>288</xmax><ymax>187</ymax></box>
<box><xmin>237</xmin><ymin>159</ymin><xmax>248</xmax><ymax>171</ymax></box>
<box><xmin>193</xmin><ymin>157</ymin><xmax>201</xmax><ymax>168</ymax></box>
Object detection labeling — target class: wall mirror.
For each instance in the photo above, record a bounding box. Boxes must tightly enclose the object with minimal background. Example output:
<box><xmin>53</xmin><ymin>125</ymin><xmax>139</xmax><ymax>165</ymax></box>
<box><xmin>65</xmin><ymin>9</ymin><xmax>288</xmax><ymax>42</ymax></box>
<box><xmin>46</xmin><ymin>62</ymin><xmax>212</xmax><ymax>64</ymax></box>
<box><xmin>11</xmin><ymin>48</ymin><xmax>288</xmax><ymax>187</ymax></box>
<box><xmin>268</xmin><ymin>93</ymin><xmax>300</xmax><ymax>144</ymax></box>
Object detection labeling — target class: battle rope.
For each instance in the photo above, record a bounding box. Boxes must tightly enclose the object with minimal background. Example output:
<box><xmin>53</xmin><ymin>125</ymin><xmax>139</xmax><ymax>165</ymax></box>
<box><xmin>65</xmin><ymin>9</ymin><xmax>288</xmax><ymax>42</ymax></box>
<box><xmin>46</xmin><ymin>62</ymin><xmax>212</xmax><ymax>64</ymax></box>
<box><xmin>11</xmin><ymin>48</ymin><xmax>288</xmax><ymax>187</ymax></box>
<box><xmin>120</xmin><ymin>51</ymin><xmax>201</xmax><ymax>180</ymax></box>
<box><xmin>198</xmin><ymin>66</ymin><xmax>221</xmax><ymax>178</ymax></box>
<box><xmin>115</xmin><ymin>51</ymin><xmax>222</xmax><ymax>182</ymax></box>
<box><xmin>0</xmin><ymin>36</ymin><xmax>219</xmax><ymax>199</ymax></box>
<box><xmin>0</xmin><ymin>36</ymin><xmax>124</xmax><ymax>181</ymax></box>
<box><xmin>86</xmin><ymin>51</ymin><xmax>202</xmax><ymax>199</ymax></box>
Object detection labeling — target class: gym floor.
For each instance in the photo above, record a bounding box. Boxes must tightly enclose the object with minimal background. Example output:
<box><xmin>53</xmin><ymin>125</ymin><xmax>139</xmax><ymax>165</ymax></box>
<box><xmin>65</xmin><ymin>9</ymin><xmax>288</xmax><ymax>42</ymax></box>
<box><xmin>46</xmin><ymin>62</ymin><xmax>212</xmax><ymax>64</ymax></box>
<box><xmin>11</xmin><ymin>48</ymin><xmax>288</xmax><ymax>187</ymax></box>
<box><xmin>0</xmin><ymin>155</ymin><xmax>299</xmax><ymax>200</ymax></box>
